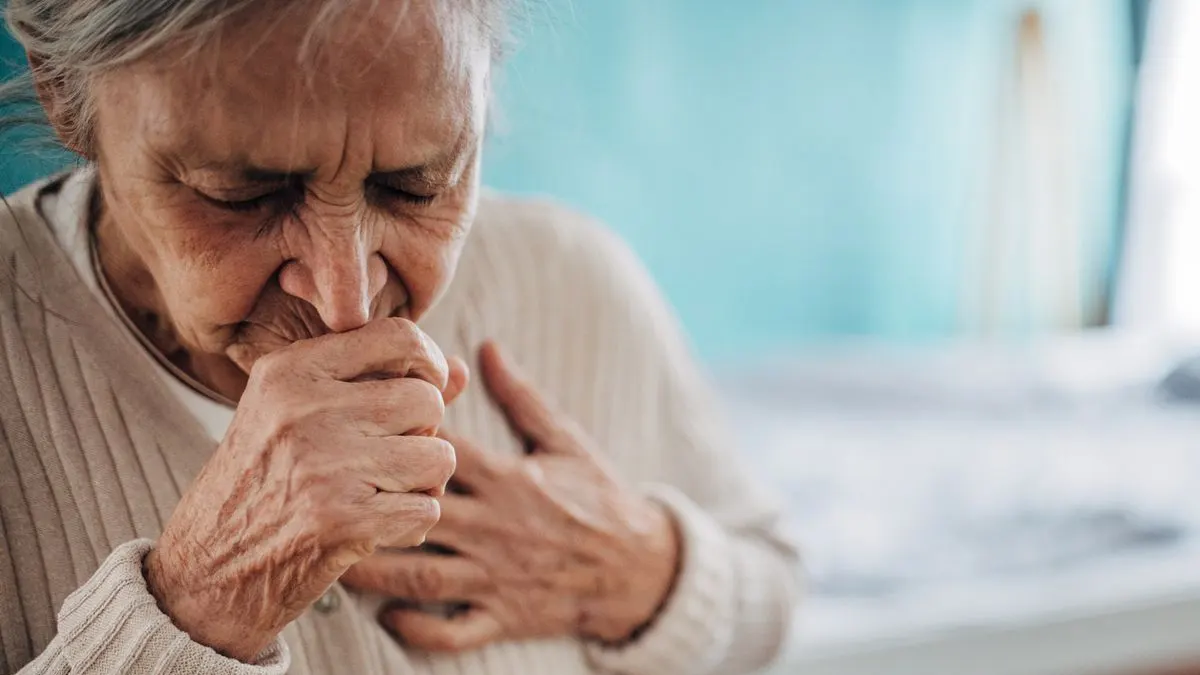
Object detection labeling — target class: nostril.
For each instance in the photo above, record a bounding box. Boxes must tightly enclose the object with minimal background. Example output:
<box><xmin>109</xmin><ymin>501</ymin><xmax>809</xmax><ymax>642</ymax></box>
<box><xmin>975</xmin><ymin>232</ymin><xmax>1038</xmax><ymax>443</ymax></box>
<box><xmin>277</xmin><ymin>244</ymin><xmax>386</xmax><ymax>333</ymax></box>
<box><xmin>277</xmin><ymin>259</ymin><xmax>310</xmax><ymax>301</ymax></box>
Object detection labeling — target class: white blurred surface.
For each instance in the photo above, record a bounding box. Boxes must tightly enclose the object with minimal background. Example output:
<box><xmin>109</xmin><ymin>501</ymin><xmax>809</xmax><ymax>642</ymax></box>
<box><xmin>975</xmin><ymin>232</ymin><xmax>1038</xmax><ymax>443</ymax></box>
<box><xmin>722</xmin><ymin>331</ymin><xmax>1200</xmax><ymax>674</ymax></box>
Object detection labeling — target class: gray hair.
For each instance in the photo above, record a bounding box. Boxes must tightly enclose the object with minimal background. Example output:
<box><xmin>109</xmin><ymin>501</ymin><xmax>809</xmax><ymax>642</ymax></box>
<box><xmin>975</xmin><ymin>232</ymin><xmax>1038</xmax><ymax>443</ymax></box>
<box><xmin>0</xmin><ymin>0</ymin><xmax>514</xmax><ymax>157</ymax></box>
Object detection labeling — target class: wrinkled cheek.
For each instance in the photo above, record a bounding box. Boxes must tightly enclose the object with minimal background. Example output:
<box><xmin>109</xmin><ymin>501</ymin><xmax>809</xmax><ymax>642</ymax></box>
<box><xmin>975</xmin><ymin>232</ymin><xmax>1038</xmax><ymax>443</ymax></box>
<box><xmin>388</xmin><ymin>231</ymin><xmax>470</xmax><ymax>320</ymax></box>
<box><xmin>425</xmin><ymin>247</ymin><xmax>466</xmax><ymax>311</ymax></box>
<box><xmin>187</xmin><ymin>283</ymin><xmax>261</xmax><ymax>330</ymax></box>
<box><xmin>160</xmin><ymin>232</ymin><xmax>281</xmax><ymax>335</ymax></box>
<box><xmin>176</xmin><ymin>280</ymin><xmax>265</xmax><ymax>356</ymax></box>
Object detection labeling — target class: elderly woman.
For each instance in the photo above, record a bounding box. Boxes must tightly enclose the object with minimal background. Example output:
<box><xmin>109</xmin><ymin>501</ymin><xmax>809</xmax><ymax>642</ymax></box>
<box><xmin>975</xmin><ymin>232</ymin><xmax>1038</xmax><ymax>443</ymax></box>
<box><xmin>0</xmin><ymin>1</ymin><xmax>800</xmax><ymax>674</ymax></box>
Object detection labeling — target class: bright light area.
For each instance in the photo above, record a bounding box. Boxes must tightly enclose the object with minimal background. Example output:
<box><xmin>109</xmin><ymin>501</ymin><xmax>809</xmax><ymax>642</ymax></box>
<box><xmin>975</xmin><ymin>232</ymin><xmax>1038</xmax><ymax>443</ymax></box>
<box><xmin>1118</xmin><ymin>0</ymin><xmax>1200</xmax><ymax>332</ymax></box>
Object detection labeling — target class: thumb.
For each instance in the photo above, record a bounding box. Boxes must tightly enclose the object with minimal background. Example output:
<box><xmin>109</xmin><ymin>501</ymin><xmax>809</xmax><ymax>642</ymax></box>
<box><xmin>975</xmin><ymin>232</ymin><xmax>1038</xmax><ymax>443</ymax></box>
<box><xmin>442</xmin><ymin>356</ymin><xmax>470</xmax><ymax>407</ymax></box>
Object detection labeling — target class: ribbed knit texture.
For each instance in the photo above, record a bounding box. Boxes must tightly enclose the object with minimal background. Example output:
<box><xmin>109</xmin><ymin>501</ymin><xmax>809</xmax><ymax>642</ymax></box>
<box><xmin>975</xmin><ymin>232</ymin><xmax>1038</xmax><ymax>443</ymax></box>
<box><xmin>0</xmin><ymin>172</ymin><xmax>801</xmax><ymax>675</ymax></box>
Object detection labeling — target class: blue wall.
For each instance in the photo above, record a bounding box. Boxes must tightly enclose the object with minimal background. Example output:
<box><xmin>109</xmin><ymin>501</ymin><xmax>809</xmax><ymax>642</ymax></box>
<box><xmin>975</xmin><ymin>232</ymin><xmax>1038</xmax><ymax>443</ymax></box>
<box><xmin>0</xmin><ymin>30</ymin><xmax>73</xmax><ymax>191</ymax></box>
<box><xmin>1</xmin><ymin>1</ymin><xmax>1134</xmax><ymax>360</ymax></box>
<box><xmin>482</xmin><ymin>0</ymin><xmax>1134</xmax><ymax>359</ymax></box>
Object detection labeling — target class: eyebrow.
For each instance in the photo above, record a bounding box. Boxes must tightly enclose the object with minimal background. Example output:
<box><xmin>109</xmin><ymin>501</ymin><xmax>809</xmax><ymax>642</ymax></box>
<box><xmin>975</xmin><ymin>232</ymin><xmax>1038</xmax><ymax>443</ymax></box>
<box><xmin>373</xmin><ymin>141</ymin><xmax>470</xmax><ymax>184</ymax></box>
<box><xmin>188</xmin><ymin>121</ymin><xmax>479</xmax><ymax>186</ymax></box>
<box><xmin>210</xmin><ymin>154</ymin><xmax>460</xmax><ymax>186</ymax></box>
<box><xmin>372</xmin><ymin>163</ymin><xmax>456</xmax><ymax>186</ymax></box>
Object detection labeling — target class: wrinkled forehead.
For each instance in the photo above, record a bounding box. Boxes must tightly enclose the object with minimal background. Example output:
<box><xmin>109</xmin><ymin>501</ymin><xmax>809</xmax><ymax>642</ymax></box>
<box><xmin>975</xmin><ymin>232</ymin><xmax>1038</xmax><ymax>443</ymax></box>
<box><xmin>92</xmin><ymin>0</ymin><xmax>491</xmax><ymax>172</ymax></box>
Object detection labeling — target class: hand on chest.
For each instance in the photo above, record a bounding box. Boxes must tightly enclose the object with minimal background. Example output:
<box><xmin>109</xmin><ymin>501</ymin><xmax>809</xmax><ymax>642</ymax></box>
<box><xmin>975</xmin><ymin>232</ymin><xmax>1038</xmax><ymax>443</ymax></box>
<box><xmin>339</xmin><ymin>342</ymin><xmax>680</xmax><ymax>653</ymax></box>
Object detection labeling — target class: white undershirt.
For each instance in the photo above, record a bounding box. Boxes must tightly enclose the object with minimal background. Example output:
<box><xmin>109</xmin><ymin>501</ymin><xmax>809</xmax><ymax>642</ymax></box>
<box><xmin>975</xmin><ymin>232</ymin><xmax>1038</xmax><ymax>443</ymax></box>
<box><xmin>42</xmin><ymin>169</ymin><xmax>235</xmax><ymax>441</ymax></box>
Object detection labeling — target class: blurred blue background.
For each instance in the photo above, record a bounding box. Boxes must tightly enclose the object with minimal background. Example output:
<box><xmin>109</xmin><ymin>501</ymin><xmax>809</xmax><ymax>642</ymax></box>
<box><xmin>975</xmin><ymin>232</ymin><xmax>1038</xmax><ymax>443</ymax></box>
<box><xmin>1</xmin><ymin>0</ymin><xmax>1137</xmax><ymax>361</ymax></box>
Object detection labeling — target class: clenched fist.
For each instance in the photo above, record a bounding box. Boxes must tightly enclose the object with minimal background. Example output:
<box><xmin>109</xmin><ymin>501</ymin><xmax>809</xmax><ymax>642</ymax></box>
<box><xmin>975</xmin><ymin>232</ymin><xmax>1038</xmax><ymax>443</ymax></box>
<box><xmin>146</xmin><ymin>318</ymin><xmax>466</xmax><ymax>661</ymax></box>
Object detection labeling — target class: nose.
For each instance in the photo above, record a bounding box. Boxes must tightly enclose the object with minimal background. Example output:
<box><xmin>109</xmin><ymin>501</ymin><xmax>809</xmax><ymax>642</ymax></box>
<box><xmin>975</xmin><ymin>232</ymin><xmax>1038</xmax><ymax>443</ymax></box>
<box><xmin>278</xmin><ymin>228</ymin><xmax>387</xmax><ymax>333</ymax></box>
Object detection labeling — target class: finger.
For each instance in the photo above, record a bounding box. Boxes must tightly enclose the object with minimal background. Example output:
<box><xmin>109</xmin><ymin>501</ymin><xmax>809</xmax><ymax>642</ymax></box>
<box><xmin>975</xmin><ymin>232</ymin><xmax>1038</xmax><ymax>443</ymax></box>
<box><xmin>335</xmin><ymin>377</ymin><xmax>445</xmax><ymax>437</ymax></box>
<box><xmin>443</xmin><ymin>357</ymin><xmax>470</xmax><ymax>407</ymax></box>
<box><xmin>438</xmin><ymin>430</ymin><xmax>504</xmax><ymax>490</ymax></box>
<box><xmin>478</xmin><ymin>341</ymin><xmax>564</xmax><ymax>450</ymax></box>
<box><xmin>341</xmin><ymin>552</ymin><xmax>490</xmax><ymax>601</ymax></box>
<box><xmin>358</xmin><ymin>436</ymin><xmax>456</xmax><ymax>497</ymax></box>
<box><xmin>296</xmin><ymin>318</ymin><xmax>449</xmax><ymax>389</ymax></box>
<box><xmin>375</xmin><ymin>492</ymin><xmax>484</xmax><ymax>551</ymax></box>
<box><xmin>386</xmin><ymin>606</ymin><xmax>503</xmax><ymax>653</ymax></box>
<box><xmin>351</xmin><ymin>491</ymin><xmax>442</xmax><ymax>550</ymax></box>
<box><xmin>420</xmin><ymin>493</ymin><xmax>493</xmax><ymax>555</ymax></box>
<box><xmin>432</xmin><ymin>492</ymin><xmax>490</xmax><ymax>530</ymax></box>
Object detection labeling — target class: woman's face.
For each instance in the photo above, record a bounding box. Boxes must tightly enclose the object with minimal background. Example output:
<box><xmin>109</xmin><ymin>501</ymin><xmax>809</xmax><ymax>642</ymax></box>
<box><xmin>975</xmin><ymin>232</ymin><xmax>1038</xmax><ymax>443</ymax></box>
<box><xmin>85</xmin><ymin>0</ymin><xmax>491</xmax><ymax>377</ymax></box>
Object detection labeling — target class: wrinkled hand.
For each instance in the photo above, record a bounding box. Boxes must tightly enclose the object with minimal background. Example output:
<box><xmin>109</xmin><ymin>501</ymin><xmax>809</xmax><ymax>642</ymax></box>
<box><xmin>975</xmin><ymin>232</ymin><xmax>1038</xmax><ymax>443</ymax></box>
<box><xmin>146</xmin><ymin>319</ymin><xmax>467</xmax><ymax>662</ymax></box>
<box><xmin>341</xmin><ymin>342</ymin><xmax>681</xmax><ymax>652</ymax></box>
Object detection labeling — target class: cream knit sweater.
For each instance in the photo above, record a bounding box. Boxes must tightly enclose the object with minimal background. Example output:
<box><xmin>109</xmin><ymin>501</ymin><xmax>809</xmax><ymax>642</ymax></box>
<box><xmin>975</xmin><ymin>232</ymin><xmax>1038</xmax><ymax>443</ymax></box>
<box><xmin>0</xmin><ymin>172</ymin><xmax>801</xmax><ymax>675</ymax></box>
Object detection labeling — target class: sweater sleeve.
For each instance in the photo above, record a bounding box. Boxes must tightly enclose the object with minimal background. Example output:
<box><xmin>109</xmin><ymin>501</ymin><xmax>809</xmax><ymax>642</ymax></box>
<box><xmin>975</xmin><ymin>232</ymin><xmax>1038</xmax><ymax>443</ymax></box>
<box><xmin>18</xmin><ymin>539</ymin><xmax>290</xmax><ymax>675</ymax></box>
<box><xmin>525</xmin><ymin>209</ymin><xmax>804</xmax><ymax>675</ymax></box>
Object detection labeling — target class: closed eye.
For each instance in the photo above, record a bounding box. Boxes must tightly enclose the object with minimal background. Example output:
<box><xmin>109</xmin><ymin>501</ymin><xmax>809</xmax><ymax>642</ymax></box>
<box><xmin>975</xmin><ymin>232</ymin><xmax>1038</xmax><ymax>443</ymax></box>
<box><xmin>201</xmin><ymin>191</ymin><xmax>282</xmax><ymax>212</ymax></box>
<box><xmin>194</xmin><ymin>177</ymin><xmax>305</xmax><ymax>214</ymax></box>
<box><xmin>369</xmin><ymin>180</ymin><xmax>437</xmax><ymax>206</ymax></box>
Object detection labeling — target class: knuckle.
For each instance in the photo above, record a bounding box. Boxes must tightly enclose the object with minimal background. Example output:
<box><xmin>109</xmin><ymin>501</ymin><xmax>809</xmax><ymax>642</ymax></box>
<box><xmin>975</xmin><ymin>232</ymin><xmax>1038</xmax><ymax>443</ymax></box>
<box><xmin>413</xmin><ymin>564</ymin><xmax>444</xmax><ymax>598</ymax></box>
<box><xmin>380</xmin><ymin>317</ymin><xmax>421</xmax><ymax>351</ymax></box>
<box><xmin>382</xmin><ymin>379</ymin><xmax>445</xmax><ymax>434</ymax></box>
<box><xmin>392</xmin><ymin>495</ymin><xmax>441</xmax><ymax>547</ymax></box>
<box><xmin>403</xmin><ymin>437</ymin><xmax>455</xmax><ymax>494</ymax></box>
<box><xmin>250</xmin><ymin>349</ymin><xmax>293</xmax><ymax>389</ymax></box>
<box><xmin>411</xmin><ymin>495</ymin><xmax>442</xmax><ymax>531</ymax></box>
<box><xmin>381</xmin><ymin>565</ymin><xmax>416</xmax><ymax>597</ymax></box>
<box><xmin>406</xmin><ymin>379</ymin><xmax>447</xmax><ymax>422</ymax></box>
<box><xmin>431</xmin><ymin>438</ymin><xmax>457</xmax><ymax>483</ymax></box>
<box><xmin>387</xmin><ymin>320</ymin><xmax>448</xmax><ymax>389</ymax></box>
